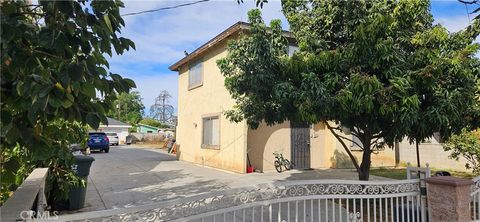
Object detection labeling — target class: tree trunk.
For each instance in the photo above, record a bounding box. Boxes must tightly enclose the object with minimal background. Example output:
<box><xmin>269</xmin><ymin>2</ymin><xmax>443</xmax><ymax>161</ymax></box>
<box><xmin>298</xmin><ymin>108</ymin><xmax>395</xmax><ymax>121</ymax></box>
<box><xmin>416</xmin><ymin>140</ymin><xmax>420</xmax><ymax>167</ymax></box>
<box><xmin>394</xmin><ymin>140</ymin><xmax>400</xmax><ymax>167</ymax></box>
<box><xmin>358</xmin><ymin>148</ymin><xmax>372</xmax><ymax>181</ymax></box>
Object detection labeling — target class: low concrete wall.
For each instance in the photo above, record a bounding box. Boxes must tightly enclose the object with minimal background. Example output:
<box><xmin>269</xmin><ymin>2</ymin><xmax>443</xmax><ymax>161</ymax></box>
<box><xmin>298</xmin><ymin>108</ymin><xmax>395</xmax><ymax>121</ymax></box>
<box><xmin>330</xmin><ymin>147</ymin><xmax>397</xmax><ymax>169</ymax></box>
<box><xmin>130</xmin><ymin>133</ymin><xmax>166</xmax><ymax>144</ymax></box>
<box><xmin>1</xmin><ymin>168</ymin><xmax>49</xmax><ymax>221</ymax></box>
<box><xmin>398</xmin><ymin>140</ymin><xmax>469</xmax><ymax>171</ymax></box>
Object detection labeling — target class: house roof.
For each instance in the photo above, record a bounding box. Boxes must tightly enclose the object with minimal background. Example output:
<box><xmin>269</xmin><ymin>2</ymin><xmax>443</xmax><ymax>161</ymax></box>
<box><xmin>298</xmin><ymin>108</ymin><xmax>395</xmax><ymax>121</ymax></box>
<box><xmin>104</xmin><ymin>117</ymin><xmax>131</xmax><ymax>127</ymax></box>
<box><xmin>137</xmin><ymin>123</ymin><xmax>161</xmax><ymax>130</ymax></box>
<box><xmin>168</xmin><ymin>21</ymin><xmax>295</xmax><ymax>71</ymax></box>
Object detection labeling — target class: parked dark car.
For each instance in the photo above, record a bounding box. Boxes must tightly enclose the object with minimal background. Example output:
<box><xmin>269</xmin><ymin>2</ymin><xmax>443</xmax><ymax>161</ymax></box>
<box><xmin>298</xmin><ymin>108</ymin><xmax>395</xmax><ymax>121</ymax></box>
<box><xmin>87</xmin><ymin>132</ymin><xmax>110</xmax><ymax>153</ymax></box>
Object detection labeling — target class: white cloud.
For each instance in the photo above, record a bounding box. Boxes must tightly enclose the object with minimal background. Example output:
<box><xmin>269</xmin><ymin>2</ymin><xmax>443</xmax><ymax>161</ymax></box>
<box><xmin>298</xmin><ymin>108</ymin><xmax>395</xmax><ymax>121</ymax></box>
<box><xmin>435</xmin><ymin>15</ymin><xmax>480</xmax><ymax>58</ymax></box>
<box><xmin>122</xmin><ymin>72</ymin><xmax>179</xmax><ymax>114</ymax></box>
<box><xmin>109</xmin><ymin>1</ymin><xmax>480</xmax><ymax>115</ymax></box>
<box><xmin>435</xmin><ymin>15</ymin><xmax>471</xmax><ymax>32</ymax></box>
<box><xmin>110</xmin><ymin>0</ymin><xmax>285</xmax><ymax>64</ymax></box>
<box><xmin>109</xmin><ymin>0</ymin><xmax>286</xmax><ymax>114</ymax></box>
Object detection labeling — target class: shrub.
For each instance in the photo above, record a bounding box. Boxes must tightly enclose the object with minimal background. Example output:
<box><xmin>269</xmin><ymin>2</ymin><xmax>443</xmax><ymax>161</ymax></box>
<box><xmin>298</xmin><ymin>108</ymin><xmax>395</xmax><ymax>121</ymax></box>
<box><xmin>444</xmin><ymin>129</ymin><xmax>480</xmax><ymax>174</ymax></box>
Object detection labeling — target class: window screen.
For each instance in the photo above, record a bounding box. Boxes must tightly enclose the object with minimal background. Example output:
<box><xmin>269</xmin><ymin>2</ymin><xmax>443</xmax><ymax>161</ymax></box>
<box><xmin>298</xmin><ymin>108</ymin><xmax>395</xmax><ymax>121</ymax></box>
<box><xmin>189</xmin><ymin>61</ymin><xmax>203</xmax><ymax>88</ymax></box>
<box><xmin>288</xmin><ymin>45</ymin><xmax>299</xmax><ymax>57</ymax></box>
<box><xmin>202</xmin><ymin>116</ymin><xmax>219</xmax><ymax>147</ymax></box>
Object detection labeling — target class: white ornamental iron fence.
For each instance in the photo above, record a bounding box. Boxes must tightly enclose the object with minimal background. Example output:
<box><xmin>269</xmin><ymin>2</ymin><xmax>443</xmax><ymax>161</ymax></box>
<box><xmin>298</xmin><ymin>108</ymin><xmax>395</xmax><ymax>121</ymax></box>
<box><xmin>48</xmin><ymin>179</ymin><xmax>425</xmax><ymax>222</ymax></box>
<box><xmin>472</xmin><ymin>176</ymin><xmax>480</xmax><ymax>221</ymax></box>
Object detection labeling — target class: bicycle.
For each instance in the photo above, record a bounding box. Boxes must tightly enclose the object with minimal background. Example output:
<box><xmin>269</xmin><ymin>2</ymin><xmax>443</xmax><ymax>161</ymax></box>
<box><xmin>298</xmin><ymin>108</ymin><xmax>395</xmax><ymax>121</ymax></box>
<box><xmin>273</xmin><ymin>151</ymin><xmax>292</xmax><ymax>173</ymax></box>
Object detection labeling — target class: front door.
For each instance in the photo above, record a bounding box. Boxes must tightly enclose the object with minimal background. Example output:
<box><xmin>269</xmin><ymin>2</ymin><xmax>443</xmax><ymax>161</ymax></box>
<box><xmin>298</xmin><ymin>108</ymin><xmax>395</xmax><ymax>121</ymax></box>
<box><xmin>291</xmin><ymin>122</ymin><xmax>311</xmax><ymax>169</ymax></box>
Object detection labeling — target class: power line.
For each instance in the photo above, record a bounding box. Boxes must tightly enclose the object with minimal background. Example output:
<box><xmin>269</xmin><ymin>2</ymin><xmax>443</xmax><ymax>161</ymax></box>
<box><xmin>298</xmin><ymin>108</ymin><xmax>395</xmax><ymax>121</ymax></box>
<box><xmin>121</xmin><ymin>0</ymin><xmax>210</xmax><ymax>17</ymax></box>
<box><xmin>464</xmin><ymin>2</ymin><xmax>472</xmax><ymax>22</ymax></box>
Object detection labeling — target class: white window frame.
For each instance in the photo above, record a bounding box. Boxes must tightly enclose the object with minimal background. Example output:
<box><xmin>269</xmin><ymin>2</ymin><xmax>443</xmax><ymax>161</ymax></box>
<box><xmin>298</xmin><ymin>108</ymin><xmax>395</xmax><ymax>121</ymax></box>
<box><xmin>350</xmin><ymin>135</ymin><xmax>363</xmax><ymax>151</ymax></box>
<box><xmin>188</xmin><ymin>59</ymin><xmax>203</xmax><ymax>90</ymax></box>
<box><xmin>288</xmin><ymin>45</ymin><xmax>299</xmax><ymax>57</ymax></box>
<box><xmin>201</xmin><ymin>114</ymin><xmax>220</xmax><ymax>149</ymax></box>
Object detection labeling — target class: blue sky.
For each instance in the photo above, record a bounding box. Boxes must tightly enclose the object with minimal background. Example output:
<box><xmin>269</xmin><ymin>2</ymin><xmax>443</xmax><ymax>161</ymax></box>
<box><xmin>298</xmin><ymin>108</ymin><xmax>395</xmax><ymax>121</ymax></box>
<box><xmin>108</xmin><ymin>0</ymin><xmax>479</xmax><ymax>115</ymax></box>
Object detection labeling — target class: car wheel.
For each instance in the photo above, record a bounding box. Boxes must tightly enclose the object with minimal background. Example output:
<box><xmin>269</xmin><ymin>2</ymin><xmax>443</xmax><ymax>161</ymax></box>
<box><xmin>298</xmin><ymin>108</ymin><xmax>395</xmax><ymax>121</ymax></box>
<box><xmin>105</xmin><ymin>148</ymin><xmax>109</xmax><ymax>153</ymax></box>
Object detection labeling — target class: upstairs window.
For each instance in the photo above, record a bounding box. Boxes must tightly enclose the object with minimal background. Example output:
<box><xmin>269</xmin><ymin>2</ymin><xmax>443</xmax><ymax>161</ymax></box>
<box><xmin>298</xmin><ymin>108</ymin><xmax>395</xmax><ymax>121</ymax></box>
<box><xmin>189</xmin><ymin>60</ymin><xmax>203</xmax><ymax>89</ymax></box>
<box><xmin>202</xmin><ymin>115</ymin><xmax>220</xmax><ymax>148</ymax></box>
<box><xmin>288</xmin><ymin>45</ymin><xmax>299</xmax><ymax>57</ymax></box>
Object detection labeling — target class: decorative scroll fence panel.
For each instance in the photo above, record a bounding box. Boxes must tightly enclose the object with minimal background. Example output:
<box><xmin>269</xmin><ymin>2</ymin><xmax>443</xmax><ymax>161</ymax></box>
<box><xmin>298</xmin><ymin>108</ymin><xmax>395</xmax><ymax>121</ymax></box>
<box><xmin>51</xmin><ymin>179</ymin><xmax>424</xmax><ymax>222</ymax></box>
<box><xmin>472</xmin><ymin>176</ymin><xmax>480</xmax><ymax>221</ymax></box>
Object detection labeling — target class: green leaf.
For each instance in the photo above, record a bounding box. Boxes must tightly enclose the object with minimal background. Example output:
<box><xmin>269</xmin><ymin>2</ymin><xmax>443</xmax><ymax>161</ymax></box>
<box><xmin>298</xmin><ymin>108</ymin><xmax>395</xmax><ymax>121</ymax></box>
<box><xmin>103</xmin><ymin>14</ymin><xmax>113</xmax><ymax>33</ymax></box>
<box><xmin>1</xmin><ymin>0</ymin><xmax>136</xmax><ymax>204</ymax></box>
<box><xmin>123</xmin><ymin>78</ymin><xmax>136</xmax><ymax>88</ymax></box>
<box><xmin>61</xmin><ymin>99</ymin><xmax>73</xmax><ymax>108</ymax></box>
<box><xmin>86</xmin><ymin>113</ymin><xmax>100</xmax><ymax>129</ymax></box>
<box><xmin>81</xmin><ymin>84</ymin><xmax>96</xmax><ymax>98</ymax></box>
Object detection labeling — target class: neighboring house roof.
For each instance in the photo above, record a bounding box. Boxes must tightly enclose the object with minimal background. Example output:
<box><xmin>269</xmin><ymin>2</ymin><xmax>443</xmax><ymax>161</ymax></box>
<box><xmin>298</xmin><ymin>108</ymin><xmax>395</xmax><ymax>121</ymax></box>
<box><xmin>137</xmin><ymin>124</ymin><xmax>176</xmax><ymax>131</ymax></box>
<box><xmin>100</xmin><ymin>117</ymin><xmax>132</xmax><ymax>127</ymax></box>
<box><xmin>137</xmin><ymin>124</ymin><xmax>161</xmax><ymax>130</ymax></box>
<box><xmin>168</xmin><ymin>21</ymin><xmax>295</xmax><ymax>71</ymax></box>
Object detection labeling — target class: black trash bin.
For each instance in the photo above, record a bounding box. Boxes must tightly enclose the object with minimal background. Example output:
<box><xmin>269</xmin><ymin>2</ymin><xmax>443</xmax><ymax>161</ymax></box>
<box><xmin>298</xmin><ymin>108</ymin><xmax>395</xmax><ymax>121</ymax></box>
<box><xmin>69</xmin><ymin>155</ymin><xmax>95</xmax><ymax>210</ymax></box>
<box><xmin>126</xmin><ymin>135</ymin><xmax>132</xmax><ymax>145</ymax></box>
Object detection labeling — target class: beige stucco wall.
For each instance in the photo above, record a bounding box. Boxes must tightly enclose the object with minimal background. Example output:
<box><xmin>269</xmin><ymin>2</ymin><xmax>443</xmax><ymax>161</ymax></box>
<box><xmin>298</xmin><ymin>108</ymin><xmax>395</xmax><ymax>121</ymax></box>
<box><xmin>331</xmin><ymin>142</ymin><xmax>396</xmax><ymax>169</ymax></box>
<box><xmin>247</xmin><ymin>122</ymin><xmax>339</xmax><ymax>172</ymax></box>
<box><xmin>175</xmin><ymin>36</ymin><xmax>396</xmax><ymax>174</ymax></box>
<box><xmin>310</xmin><ymin>122</ymin><xmax>335</xmax><ymax>169</ymax></box>
<box><xmin>398</xmin><ymin>140</ymin><xmax>470</xmax><ymax>171</ymax></box>
<box><xmin>247</xmin><ymin>122</ymin><xmax>291</xmax><ymax>172</ymax></box>
<box><xmin>321</xmin><ymin>123</ymin><xmax>396</xmax><ymax>169</ymax></box>
<box><xmin>247</xmin><ymin>120</ymin><xmax>398</xmax><ymax>172</ymax></box>
<box><xmin>176</xmin><ymin>41</ymin><xmax>248</xmax><ymax>173</ymax></box>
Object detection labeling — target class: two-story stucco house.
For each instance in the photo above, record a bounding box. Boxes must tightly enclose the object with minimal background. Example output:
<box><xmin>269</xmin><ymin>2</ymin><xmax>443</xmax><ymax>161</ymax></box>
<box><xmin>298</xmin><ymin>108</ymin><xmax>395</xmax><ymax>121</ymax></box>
<box><xmin>169</xmin><ymin>22</ymin><xmax>396</xmax><ymax>174</ymax></box>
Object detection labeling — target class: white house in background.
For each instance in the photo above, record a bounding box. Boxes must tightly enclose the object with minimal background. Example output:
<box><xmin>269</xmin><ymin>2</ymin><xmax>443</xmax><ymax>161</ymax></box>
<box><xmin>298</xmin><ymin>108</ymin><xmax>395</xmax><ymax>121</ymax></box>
<box><xmin>98</xmin><ymin>117</ymin><xmax>131</xmax><ymax>144</ymax></box>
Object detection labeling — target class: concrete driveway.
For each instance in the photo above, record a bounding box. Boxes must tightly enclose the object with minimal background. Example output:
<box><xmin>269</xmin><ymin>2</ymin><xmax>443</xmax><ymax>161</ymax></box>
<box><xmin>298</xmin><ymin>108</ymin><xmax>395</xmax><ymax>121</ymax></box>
<box><xmin>78</xmin><ymin>146</ymin><xmax>388</xmax><ymax>213</ymax></box>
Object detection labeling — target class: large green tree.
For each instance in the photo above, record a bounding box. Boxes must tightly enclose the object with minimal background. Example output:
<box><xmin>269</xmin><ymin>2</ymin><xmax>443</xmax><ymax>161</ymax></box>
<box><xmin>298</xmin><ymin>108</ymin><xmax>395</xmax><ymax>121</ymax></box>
<box><xmin>218</xmin><ymin>1</ymin><xmax>480</xmax><ymax>180</ymax></box>
<box><xmin>405</xmin><ymin>19</ymin><xmax>480</xmax><ymax>167</ymax></box>
<box><xmin>1</xmin><ymin>0</ymin><xmax>135</xmax><ymax>203</ymax></box>
<box><xmin>109</xmin><ymin>91</ymin><xmax>145</xmax><ymax>125</ymax></box>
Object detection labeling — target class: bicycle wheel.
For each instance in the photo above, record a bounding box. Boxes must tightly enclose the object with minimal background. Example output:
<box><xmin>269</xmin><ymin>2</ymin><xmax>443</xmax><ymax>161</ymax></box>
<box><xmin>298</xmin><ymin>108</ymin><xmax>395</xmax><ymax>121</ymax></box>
<box><xmin>274</xmin><ymin>160</ymin><xmax>282</xmax><ymax>173</ymax></box>
<box><xmin>284</xmin><ymin>159</ymin><xmax>291</xmax><ymax>170</ymax></box>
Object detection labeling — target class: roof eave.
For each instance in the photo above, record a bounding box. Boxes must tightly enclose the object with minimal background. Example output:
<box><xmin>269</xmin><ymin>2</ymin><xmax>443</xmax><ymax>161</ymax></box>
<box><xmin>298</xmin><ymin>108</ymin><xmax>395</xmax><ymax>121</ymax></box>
<box><xmin>168</xmin><ymin>21</ymin><xmax>250</xmax><ymax>71</ymax></box>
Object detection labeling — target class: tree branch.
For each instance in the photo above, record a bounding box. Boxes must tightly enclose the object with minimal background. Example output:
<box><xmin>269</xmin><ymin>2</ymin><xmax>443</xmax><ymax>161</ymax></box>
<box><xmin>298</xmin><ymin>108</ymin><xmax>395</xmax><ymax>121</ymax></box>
<box><xmin>32</xmin><ymin>49</ymin><xmax>67</xmax><ymax>61</ymax></box>
<box><xmin>372</xmin><ymin>133</ymin><xmax>382</xmax><ymax>139</ymax></box>
<box><xmin>351</xmin><ymin>127</ymin><xmax>361</xmax><ymax>136</ymax></box>
<box><xmin>325</xmin><ymin>121</ymin><xmax>360</xmax><ymax>170</ymax></box>
<box><xmin>13</xmin><ymin>12</ymin><xmax>44</xmax><ymax>17</ymax></box>
<box><xmin>370</xmin><ymin>137</ymin><xmax>381</xmax><ymax>146</ymax></box>
<box><xmin>337</xmin><ymin>133</ymin><xmax>363</xmax><ymax>148</ymax></box>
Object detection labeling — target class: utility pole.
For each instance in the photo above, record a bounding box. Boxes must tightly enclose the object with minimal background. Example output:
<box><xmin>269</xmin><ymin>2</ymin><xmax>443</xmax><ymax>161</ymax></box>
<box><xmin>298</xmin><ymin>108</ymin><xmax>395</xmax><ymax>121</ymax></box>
<box><xmin>150</xmin><ymin>90</ymin><xmax>174</xmax><ymax>125</ymax></box>
<box><xmin>124</xmin><ymin>102</ymin><xmax>127</xmax><ymax>122</ymax></box>
<box><xmin>116</xmin><ymin>104</ymin><xmax>120</xmax><ymax>120</ymax></box>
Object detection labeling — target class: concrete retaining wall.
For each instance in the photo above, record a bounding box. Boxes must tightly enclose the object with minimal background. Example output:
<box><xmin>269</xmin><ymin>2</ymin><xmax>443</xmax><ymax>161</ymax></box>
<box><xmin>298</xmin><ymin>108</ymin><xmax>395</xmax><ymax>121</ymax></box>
<box><xmin>130</xmin><ymin>133</ymin><xmax>166</xmax><ymax>143</ymax></box>
<box><xmin>398</xmin><ymin>140</ymin><xmax>469</xmax><ymax>171</ymax></box>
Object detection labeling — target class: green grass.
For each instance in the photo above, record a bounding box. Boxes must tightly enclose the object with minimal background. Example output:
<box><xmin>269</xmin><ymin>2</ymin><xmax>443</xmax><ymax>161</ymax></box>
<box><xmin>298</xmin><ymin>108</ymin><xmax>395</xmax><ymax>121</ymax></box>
<box><xmin>370</xmin><ymin>168</ymin><xmax>408</xmax><ymax>179</ymax></box>
<box><xmin>370</xmin><ymin>167</ymin><xmax>476</xmax><ymax>180</ymax></box>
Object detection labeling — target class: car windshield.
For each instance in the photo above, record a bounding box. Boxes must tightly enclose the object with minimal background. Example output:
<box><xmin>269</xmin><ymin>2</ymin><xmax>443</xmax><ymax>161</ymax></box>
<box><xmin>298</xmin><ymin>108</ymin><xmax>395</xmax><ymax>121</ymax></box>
<box><xmin>106</xmin><ymin>133</ymin><xmax>117</xmax><ymax>136</ymax></box>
